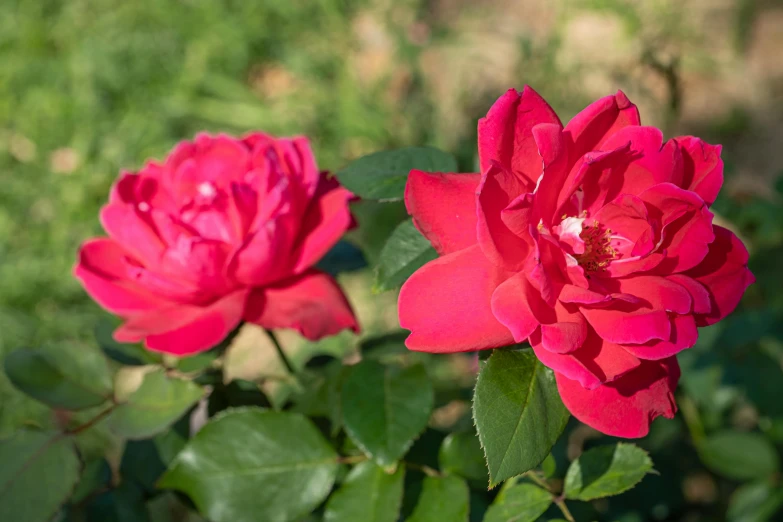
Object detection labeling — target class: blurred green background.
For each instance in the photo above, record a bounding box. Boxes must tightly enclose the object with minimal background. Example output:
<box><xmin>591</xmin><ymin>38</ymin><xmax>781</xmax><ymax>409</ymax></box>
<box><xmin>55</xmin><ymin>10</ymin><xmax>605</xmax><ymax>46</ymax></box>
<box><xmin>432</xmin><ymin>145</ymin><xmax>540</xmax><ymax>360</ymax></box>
<box><xmin>1</xmin><ymin>0</ymin><xmax>783</xmax><ymax>520</ymax></box>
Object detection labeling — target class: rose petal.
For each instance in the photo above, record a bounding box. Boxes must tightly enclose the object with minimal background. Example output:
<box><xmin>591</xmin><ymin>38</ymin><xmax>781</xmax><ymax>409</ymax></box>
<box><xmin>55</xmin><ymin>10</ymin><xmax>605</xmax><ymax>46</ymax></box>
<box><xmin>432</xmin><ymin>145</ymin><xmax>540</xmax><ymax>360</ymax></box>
<box><xmin>293</xmin><ymin>174</ymin><xmax>355</xmax><ymax>272</ymax></box>
<box><xmin>686</xmin><ymin>225</ymin><xmax>755</xmax><ymax>326</ymax></box>
<box><xmin>564</xmin><ymin>90</ymin><xmax>641</xmax><ymax>158</ymax></box>
<box><xmin>678</xmin><ymin>136</ymin><xmax>723</xmax><ymax>205</ymax></box>
<box><xmin>621</xmin><ymin>314</ymin><xmax>698</xmax><ymax>360</ymax></box>
<box><xmin>555</xmin><ymin>357</ymin><xmax>680</xmax><ymax>438</ymax></box>
<box><xmin>244</xmin><ymin>269</ymin><xmax>358</xmax><ymax>341</ymax></box>
<box><xmin>490</xmin><ymin>272</ymin><xmax>543</xmax><ymax>343</ymax></box>
<box><xmin>581</xmin><ymin>305</ymin><xmax>671</xmax><ymax>344</ymax></box>
<box><xmin>478</xmin><ymin>86</ymin><xmax>561</xmax><ymax>186</ymax></box>
<box><xmin>405</xmin><ymin>169</ymin><xmax>480</xmax><ymax>255</ymax></box>
<box><xmin>399</xmin><ymin>245</ymin><xmax>514</xmax><ymax>352</ymax></box>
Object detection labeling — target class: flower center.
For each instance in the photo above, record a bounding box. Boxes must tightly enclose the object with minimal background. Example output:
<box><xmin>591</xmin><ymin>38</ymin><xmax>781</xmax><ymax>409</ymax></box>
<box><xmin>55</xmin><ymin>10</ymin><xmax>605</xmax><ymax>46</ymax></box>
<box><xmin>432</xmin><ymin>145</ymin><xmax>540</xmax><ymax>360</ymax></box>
<box><xmin>574</xmin><ymin>222</ymin><xmax>617</xmax><ymax>273</ymax></box>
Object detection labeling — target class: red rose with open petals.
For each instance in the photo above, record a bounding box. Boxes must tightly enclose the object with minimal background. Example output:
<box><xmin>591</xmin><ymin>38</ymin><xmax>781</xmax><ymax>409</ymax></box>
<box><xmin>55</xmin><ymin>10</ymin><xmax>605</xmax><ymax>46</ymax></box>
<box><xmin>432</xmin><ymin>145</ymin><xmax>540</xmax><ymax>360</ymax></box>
<box><xmin>75</xmin><ymin>133</ymin><xmax>359</xmax><ymax>356</ymax></box>
<box><xmin>398</xmin><ymin>87</ymin><xmax>754</xmax><ymax>438</ymax></box>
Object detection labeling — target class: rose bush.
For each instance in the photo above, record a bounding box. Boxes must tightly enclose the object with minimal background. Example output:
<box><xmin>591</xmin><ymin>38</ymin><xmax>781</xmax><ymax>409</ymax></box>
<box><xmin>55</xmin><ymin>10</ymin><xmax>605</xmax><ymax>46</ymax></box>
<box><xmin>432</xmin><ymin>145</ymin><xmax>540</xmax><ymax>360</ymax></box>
<box><xmin>399</xmin><ymin>87</ymin><xmax>755</xmax><ymax>437</ymax></box>
<box><xmin>75</xmin><ymin>132</ymin><xmax>359</xmax><ymax>356</ymax></box>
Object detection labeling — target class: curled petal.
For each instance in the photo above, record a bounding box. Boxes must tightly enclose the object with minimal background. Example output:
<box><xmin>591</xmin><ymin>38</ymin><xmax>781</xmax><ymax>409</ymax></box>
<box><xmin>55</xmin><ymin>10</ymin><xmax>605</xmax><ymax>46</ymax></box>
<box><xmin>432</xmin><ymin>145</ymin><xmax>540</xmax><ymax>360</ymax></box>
<box><xmin>678</xmin><ymin>136</ymin><xmax>723</xmax><ymax>205</ymax></box>
<box><xmin>564</xmin><ymin>90</ymin><xmax>641</xmax><ymax>159</ymax></box>
<box><xmin>405</xmin><ymin>169</ymin><xmax>480</xmax><ymax>255</ymax></box>
<box><xmin>399</xmin><ymin>245</ymin><xmax>514</xmax><ymax>352</ymax></box>
<box><xmin>581</xmin><ymin>305</ymin><xmax>671</xmax><ymax>344</ymax></box>
<box><xmin>490</xmin><ymin>272</ymin><xmax>543</xmax><ymax>342</ymax></box>
<box><xmin>556</xmin><ymin>357</ymin><xmax>680</xmax><ymax>438</ymax></box>
<box><xmin>621</xmin><ymin>314</ymin><xmax>698</xmax><ymax>360</ymax></box>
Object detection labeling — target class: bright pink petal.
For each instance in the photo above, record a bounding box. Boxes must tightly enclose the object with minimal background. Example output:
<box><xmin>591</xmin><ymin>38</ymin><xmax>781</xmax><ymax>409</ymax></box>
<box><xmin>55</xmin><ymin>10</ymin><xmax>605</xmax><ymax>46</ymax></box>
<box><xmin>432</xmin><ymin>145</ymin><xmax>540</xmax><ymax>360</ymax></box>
<box><xmin>74</xmin><ymin>239</ymin><xmax>167</xmax><ymax>315</ymax></box>
<box><xmin>686</xmin><ymin>225</ymin><xmax>755</xmax><ymax>326</ymax></box>
<box><xmin>565</xmin><ymin>90</ymin><xmax>641</xmax><ymax>158</ymax></box>
<box><xmin>667</xmin><ymin>274</ymin><xmax>711</xmax><ymax>314</ymax></box>
<box><xmin>621</xmin><ymin>314</ymin><xmax>698</xmax><ymax>360</ymax></box>
<box><xmin>405</xmin><ymin>169</ymin><xmax>480</xmax><ymax>255</ymax></box>
<box><xmin>531</xmin><ymin>123</ymin><xmax>570</xmax><ymax>227</ymax></box>
<box><xmin>230</xmin><ymin>219</ymin><xmax>292</xmax><ymax>287</ymax></box>
<box><xmin>244</xmin><ymin>269</ymin><xmax>358</xmax><ymax>341</ymax></box>
<box><xmin>100</xmin><ymin>204</ymin><xmax>166</xmax><ymax>268</ymax></box>
<box><xmin>478</xmin><ymin>86</ymin><xmax>561</xmax><ymax>185</ymax></box>
<box><xmin>293</xmin><ymin>174</ymin><xmax>355</xmax><ymax>272</ymax></box>
<box><xmin>610</xmin><ymin>276</ymin><xmax>692</xmax><ymax>314</ymax></box>
<box><xmin>476</xmin><ymin>163</ymin><xmax>531</xmax><ymax>269</ymax></box>
<box><xmin>581</xmin><ymin>305</ymin><xmax>671</xmax><ymax>344</ymax></box>
<box><xmin>678</xmin><ymin>136</ymin><xmax>723</xmax><ymax>205</ymax></box>
<box><xmin>556</xmin><ymin>357</ymin><xmax>680</xmax><ymax>438</ymax></box>
<box><xmin>490</xmin><ymin>272</ymin><xmax>542</xmax><ymax>343</ymax></box>
<box><xmin>114</xmin><ymin>289</ymin><xmax>249</xmax><ymax>356</ymax></box>
<box><xmin>541</xmin><ymin>319</ymin><xmax>588</xmax><ymax>354</ymax></box>
<box><xmin>399</xmin><ymin>245</ymin><xmax>513</xmax><ymax>352</ymax></box>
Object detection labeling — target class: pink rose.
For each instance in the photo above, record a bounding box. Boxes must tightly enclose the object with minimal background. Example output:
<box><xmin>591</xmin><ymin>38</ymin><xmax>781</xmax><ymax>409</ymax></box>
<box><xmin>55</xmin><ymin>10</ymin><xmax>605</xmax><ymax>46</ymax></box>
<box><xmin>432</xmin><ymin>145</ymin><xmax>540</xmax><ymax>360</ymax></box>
<box><xmin>398</xmin><ymin>87</ymin><xmax>754</xmax><ymax>437</ymax></box>
<box><xmin>75</xmin><ymin>133</ymin><xmax>359</xmax><ymax>356</ymax></box>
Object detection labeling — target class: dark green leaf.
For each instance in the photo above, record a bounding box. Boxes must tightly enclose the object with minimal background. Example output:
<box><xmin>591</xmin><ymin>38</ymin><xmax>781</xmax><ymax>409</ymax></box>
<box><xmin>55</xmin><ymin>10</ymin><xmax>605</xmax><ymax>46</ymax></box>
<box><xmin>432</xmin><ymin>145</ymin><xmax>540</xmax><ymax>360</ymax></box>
<box><xmin>336</xmin><ymin>147</ymin><xmax>458</xmax><ymax>201</ymax></box>
<box><xmin>159</xmin><ymin>408</ymin><xmax>339</xmax><ymax>522</ymax></box>
<box><xmin>153</xmin><ymin>416</ymin><xmax>191</xmax><ymax>466</ymax></box>
<box><xmin>342</xmin><ymin>360</ymin><xmax>434</xmax><ymax>467</ymax></box>
<box><xmin>374</xmin><ymin>220</ymin><xmax>438</xmax><ymax>292</ymax></box>
<box><xmin>85</xmin><ymin>481</ymin><xmax>151</xmax><ymax>522</ymax></box>
<box><xmin>700</xmin><ymin>430</ymin><xmax>779</xmax><ymax>481</ymax></box>
<box><xmin>407</xmin><ymin>475</ymin><xmax>469</xmax><ymax>522</ymax></box>
<box><xmin>71</xmin><ymin>459</ymin><xmax>111</xmax><ymax>504</ymax></box>
<box><xmin>0</xmin><ymin>430</ymin><xmax>80</xmax><ymax>522</ymax></box>
<box><xmin>541</xmin><ymin>453</ymin><xmax>557</xmax><ymax>479</ymax></box>
<box><xmin>120</xmin><ymin>440</ymin><xmax>166</xmax><ymax>493</ymax></box>
<box><xmin>473</xmin><ymin>349</ymin><xmax>569</xmax><ymax>486</ymax></box>
<box><xmin>482</xmin><ymin>482</ymin><xmax>552</xmax><ymax>522</ymax></box>
<box><xmin>4</xmin><ymin>345</ymin><xmax>112</xmax><ymax>410</ymax></box>
<box><xmin>323</xmin><ymin>461</ymin><xmax>405</xmax><ymax>522</ymax></box>
<box><xmin>95</xmin><ymin>320</ymin><xmax>161</xmax><ymax>366</ymax></box>
<box><xmin>109</xmin><ymin>369</ymin><xmax>203</xmax><ymax>439</ymax></box>
<box><xmin>438</xmin><ymin>431</ymin><xmax>488</xmax><ymax>482</ymax></box>
<box><xmin>564</xmin><ymin>443</ymin><xmax>653</xmax><ymax>501</ymax></box>
<box><xmin>727</xmin><ymin>481</ymin><xmax>783</xmax><ymax>522</ymax></box>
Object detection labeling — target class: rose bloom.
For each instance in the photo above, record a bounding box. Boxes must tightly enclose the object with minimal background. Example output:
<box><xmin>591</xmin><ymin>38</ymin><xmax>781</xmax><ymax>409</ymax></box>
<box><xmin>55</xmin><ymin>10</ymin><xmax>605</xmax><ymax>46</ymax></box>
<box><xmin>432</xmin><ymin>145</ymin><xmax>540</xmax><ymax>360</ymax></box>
<box><xmin>75</xmin><ymin>133</ymin><xmax>359</xmax><ymax>356</ymax></box>
<box><xmin>399</xmin><ymin>87</ymin><xmax>754</xmax><ymax>437</ymax></box>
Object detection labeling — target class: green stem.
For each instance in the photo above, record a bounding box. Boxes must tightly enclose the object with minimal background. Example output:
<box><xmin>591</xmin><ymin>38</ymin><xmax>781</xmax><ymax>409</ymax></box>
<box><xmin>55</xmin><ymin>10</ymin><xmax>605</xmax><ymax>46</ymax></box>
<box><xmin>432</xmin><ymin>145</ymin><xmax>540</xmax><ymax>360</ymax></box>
<box><xmin>65</xmin><ymin>403</ymin><xmax>117</xmax><ymax>436</ymax></box>
<box><xmin>679</xmin><ymin>394</ymin><xmax>706</xmax><ymax>447</ymax></box>
<box><xmin>554</xmin><ymin>497</ymin><xmax>576</xmax><ymax>522</ymax></box>
<box><xmin>524</xmin><ymin>470</ymin><xmax>552</xmax><ymax>492</ymax></box>
<box><xmin>265</xmin><ymin>329</ymin><xmax>296</xmax><ymax>375</ymax></box>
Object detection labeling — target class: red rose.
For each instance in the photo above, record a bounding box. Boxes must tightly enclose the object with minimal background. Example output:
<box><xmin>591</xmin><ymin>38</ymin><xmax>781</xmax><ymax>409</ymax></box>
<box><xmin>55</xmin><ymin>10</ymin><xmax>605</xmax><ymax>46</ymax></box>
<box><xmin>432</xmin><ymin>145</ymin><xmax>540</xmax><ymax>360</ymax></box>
<box><xmin>75</xmin><ymin>133</ymin><xmax>359</xmax><ymax>356</ymax></box>
<box><xmin>398</xmin><ymin>87</ymin><xmax>754</xmax><ymax>437</ymax></box>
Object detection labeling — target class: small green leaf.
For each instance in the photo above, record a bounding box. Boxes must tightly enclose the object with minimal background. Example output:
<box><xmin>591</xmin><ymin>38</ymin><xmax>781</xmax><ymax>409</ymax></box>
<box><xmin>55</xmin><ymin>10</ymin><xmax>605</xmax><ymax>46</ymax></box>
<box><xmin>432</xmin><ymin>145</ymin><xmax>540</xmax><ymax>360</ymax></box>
<box><xmin>342</xmin><ymin>360</ymin><xmax>434</xmax><ymax>467</ymax></box>
<box><xmin>109</xmin><ymin>369</ymin><xmax>203</xmax><ymax>439</ymax></box>
<box><xmin>438</xmin><ymin>431</ymin><xmax>488</xmax><ymax>482</ymax></box>
<box><xmin>406</xmin><ymin>475</ymin><xmax>469</xmax><ymax>522</ymax></box>
<box><xmin>0</xmin><ymin>430</ymin><xmax>80</xmax><ymax>522</ymax></box>
<box><xmin>336</xmin><ymin>147</ymin><xmax>458</xmax><ymax>201</ymax></box>
<box><xmin>473</xmin><ymin>348</ymin><xmax>569</xmax><ymax>486</ymax></box>
<box><xmin>482</xmin><ymin>482</ymin><xmax>552</xmax><ymax>522</ymax></box>
<box><xmin>700</xmin><ymin>430</ymin><xmax>780</xmax><ymax>481</ymax></box>
<box><xmin>541</xmin><ymin>453</ymin><xmax>557</xmax><ymax>479</ymax></box>
<box><xmin>159</xmin><ymin>408</ymin><xmax>339</xmax><ymax>522</ymax></box>
<box><xmin>374</xmin><ymin>220</ymin><xmax>438</xmax><ymax>292</ymax></box>
<box><xmin>564</xmin><ymin>443</ymin><xmax>653</xmax><ymax>501</ymax></box>
<box><xmin>323</xmin><ymin>461</ymin><xmax>405</xmax><ymax>522</ymax></box>
<box><xmin>4</xmin><ymin>345</ymin><xmax>112</xmax><ymax>410</ymax></box>
<box><xmin>727</xmin><ymin>481</ymin><xmax>783</xmax><ymax>522</ymax></box>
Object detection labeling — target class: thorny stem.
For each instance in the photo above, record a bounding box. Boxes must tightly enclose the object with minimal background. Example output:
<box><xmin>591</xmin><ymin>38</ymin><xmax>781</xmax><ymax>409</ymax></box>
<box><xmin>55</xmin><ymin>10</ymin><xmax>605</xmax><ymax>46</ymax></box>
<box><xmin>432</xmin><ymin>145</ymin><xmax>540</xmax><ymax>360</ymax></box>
<box><xmin>265</xmin><ymin>329</ymin><xmax>296</xmax><ymax>375</ymax></box>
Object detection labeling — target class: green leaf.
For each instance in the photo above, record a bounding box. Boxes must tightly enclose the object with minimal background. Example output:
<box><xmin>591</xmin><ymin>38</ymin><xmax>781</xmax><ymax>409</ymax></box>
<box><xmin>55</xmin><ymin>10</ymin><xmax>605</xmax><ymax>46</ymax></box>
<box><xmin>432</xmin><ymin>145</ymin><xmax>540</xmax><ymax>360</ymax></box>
<box><xmin>406</xmin><ymin>475</ymin><xmax>469</xmax><ymax>522</ymax></box>
<box><xmin>323</xmin><ymin>461</ymin><xmax>405</xmax><ymax>522</ymax></box>
<box><xmin>4</xmin><ymin>345</ymin><xmax>112</xmax><ymax>410</ymax></box>
<box><xmin>727</xmin><ymin>481</ymin><xmax>783</xmax><ymax>522</ymax></box>
<box><xmin>109</xmin><ymin>369</ymin><xmax>203</xmax><ymax>439</ymax></box>
<box><xmin>438</xmin><ymin>431</ymin><xmax>488</xmax><ymax>482</ymax></box>
<box><xmin>336</xmin><ymin>147</ymin><xmax>458</xmax><ymax>201</ymax></box>
<box><xmin>700</xmin><ymin>430</ymin><xmax>780</xmax><ymax>481</ymax></box>
<box><xmin>342</xmin><ymin>360</ymin><xmax>434</xmax><ymax>467</ymax></box>
<box><xmin>374</xmin><ymin>220</ymin><xmax>438</xmax><ymax>292</ymax></box>
<box><xmin>85</xmin><ymin>481</ymin><xmax>151</xmax><ymax>522</ymax></box>
<box><xmin>482</xmin><ymin>482</ymin><xmax>552</xmax><ymax>522</ymax></box>
<box><xmin>564</xmin><ymin>443</ymin><xmax>653</xmax><ymax>501</ymax></box>
<box><xmin>472</xmin><ymin>349</ymin><xmax>569</xmax><ymax>486</ymax></box>
<box><xmin>159</xmin><ymin>408</ymin><xmax>339</xmax><ymax>522</ymax></box>
<box><xmin>0</xmin><ymin>430</ymin><xmax>80</xmax><ymax>522</ymax></box>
